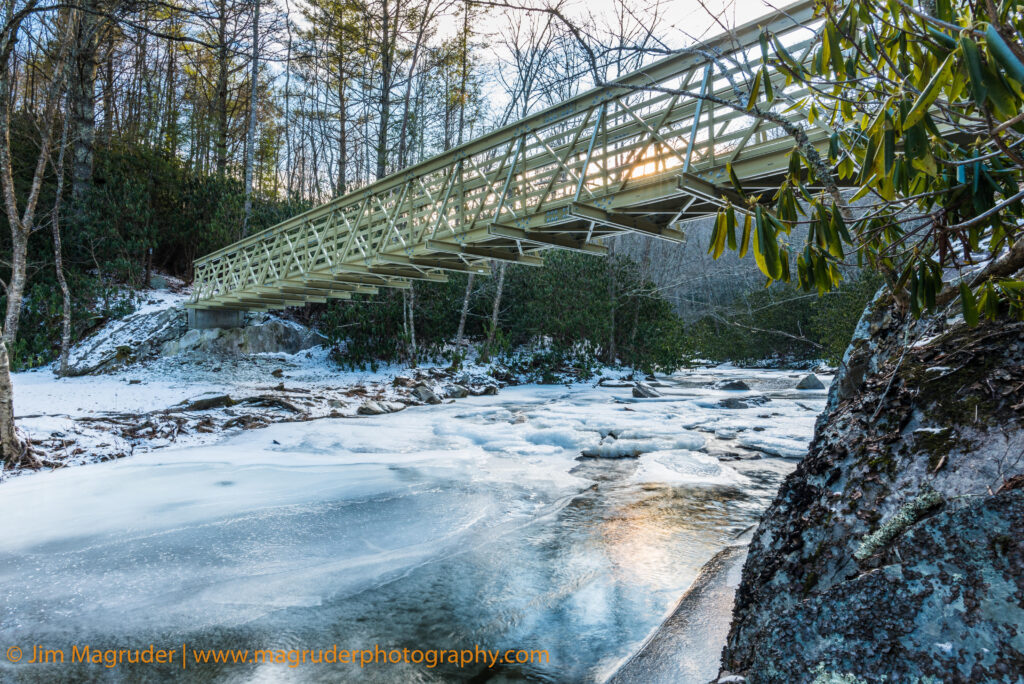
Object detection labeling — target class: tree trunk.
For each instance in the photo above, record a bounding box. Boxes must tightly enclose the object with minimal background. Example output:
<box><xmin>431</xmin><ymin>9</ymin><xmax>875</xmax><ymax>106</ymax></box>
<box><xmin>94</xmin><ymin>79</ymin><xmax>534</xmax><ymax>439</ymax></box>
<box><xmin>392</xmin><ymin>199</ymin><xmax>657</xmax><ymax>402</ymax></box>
<box><xmin>396</xmin><ymin>0</ymin><xmax>430</xmax><ymax>166</ymax></box>
<box><xmin>483</xmin><ymin>262</ymin><xmax>506</xmax><ymax>361</ymax></box>
<box><xmin>69</xmin><ymin>0</ymin><xmax>99</xmax><ymax>202</ymax></box>
<box><xmin>605</xmin><ymin>240</ymin><xmax>617</xmax><ymax>365</ymax></box>
<box><xmin>337</xmin><ymin>45</ymin><xmax>346</xmax><ymax>194</ymax></box>
<box><xmin>242</xmin><ymin>0</ymin><xmax>260</xmax><ymax>235</ymax></box>
<box><xmin>53</xmin><ymin>110</ymin><xmax>73</xmax><ymax>377</ymax></box>
<box><xmin>374</xmin><ymin>0</ymin><xmax>393</xmax><ymax>180</ymax></box>
<box><xmin>403</xmin><ymin>282</ymin><xmax>411</xmax><ymax>358</ymax></box>
<box><xmin>215</xmin><ymin>0</ymin><xmax>230</xmax><ymax>175</ymax></box>
<box><xmin>456</xmin><ymin>272</ymin><xmax>474</xmax><ymax>346</ymax></box>
<box><xmin>629</xmin><ymin>239</ymin><xmax>651</xmax><ymax>357</ymax></box>
<box><xmin>2</xmin><ymin>236</ymin><xmax>27</xmax><ymax>346</ymax></box>
<box><xmin>100</xmin><ymin>32</ymin><xmax>114</xmax><ymax>143</ymax></box>
<box><xmin>282</xmin><ymin>0</ymin><xmax>293</xmax><ymax>196</ymax></box>
<box><xmin>0</xmin><ymin>331</ymin><xmax>26</xmax><ymax>465</ymax></box>
<box><xmin>160</xmin><ymin>38</ymin><xmax>177</xmax><ymax>150</ymax></box>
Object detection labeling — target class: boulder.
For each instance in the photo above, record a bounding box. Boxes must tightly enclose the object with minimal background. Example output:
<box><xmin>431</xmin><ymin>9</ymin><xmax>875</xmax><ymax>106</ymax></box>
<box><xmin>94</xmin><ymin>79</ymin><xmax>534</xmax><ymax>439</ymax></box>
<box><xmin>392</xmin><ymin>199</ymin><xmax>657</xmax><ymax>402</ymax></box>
<box><xmin>795</xmin><ymin>372</ymin><xmax>825</xmax><ymax>390</ymax></box>
<box><xmin>445</xmin><ymin>384</ymin><xmax>470</xmax><ymax>399</ymax></box>
<box><xmin>357</xmin><ymin>400</ymin><xmax>388</xmax><ymax>415</ymax></box>
<box><xmin>718</xmin><ymin>396</ymin><xmax>771</xmax><ymax>409</ymax></box>
<box><xmin>182</xmin><ymin>394</ymin><xmax>236</xmax><ymax>411</ymax></box>
<box><xmin>632</xmin><ymin>382</ymin><xmax>662</xmax><ymax>398</ymax></box>
<box><xmin>412</xmin><ymin>384</ymin><xmax>442</xmax><ymax>404</ymax></box>
<box><xmin>721</xmin><ymin>296</ymin><xmax>1024</xmax><ymax>681</ymax></box>
<box><xmin>356</xmin><ymin>399</ymin><xmax>405</xmax><ymax>414</ymax></box>
<box><xmin>161</xmin><ymin>320</ymin><xmax>326</xmax><ymax>357</ymax></box>
<box><xmin>66</xmin><ymin>305</ymin><xmax>186</xmax><ymax>376</ymax></box>
<box><xmin>715</xmin><ymin>379</ymin><xmax>750</xmax><ymax>391</ymax></box>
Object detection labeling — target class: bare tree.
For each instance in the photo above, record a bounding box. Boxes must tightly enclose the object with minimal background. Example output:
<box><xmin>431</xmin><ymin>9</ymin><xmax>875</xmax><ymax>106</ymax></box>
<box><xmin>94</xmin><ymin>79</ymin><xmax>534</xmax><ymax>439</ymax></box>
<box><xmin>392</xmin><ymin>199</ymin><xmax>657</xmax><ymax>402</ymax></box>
<box><xmin>241</xmin><ymin>0</ymin><xmax>260</xmax><ymax>234</ymax></box>
<box><xmin>52</xmin><ymin>95</ymin><xmax>73</xmax><ymax>376</ymax></box>
<box><xmin>2</xmin><ymin>8</ymin><xmax>70</xmax><ymax>345</ymax></box>
<box><xmin>0</xmin><ymin>0</ymin><xmax>61</xmax><ymax>465</ymax></box>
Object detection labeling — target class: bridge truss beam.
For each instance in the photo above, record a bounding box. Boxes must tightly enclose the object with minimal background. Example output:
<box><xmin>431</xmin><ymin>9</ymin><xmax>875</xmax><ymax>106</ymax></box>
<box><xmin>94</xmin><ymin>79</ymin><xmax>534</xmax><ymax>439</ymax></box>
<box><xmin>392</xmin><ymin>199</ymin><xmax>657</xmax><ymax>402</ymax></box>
<box><xmin>189</xmin><ymin>1</ymin><xmax>823</xmax><ymax>311</ymax></box>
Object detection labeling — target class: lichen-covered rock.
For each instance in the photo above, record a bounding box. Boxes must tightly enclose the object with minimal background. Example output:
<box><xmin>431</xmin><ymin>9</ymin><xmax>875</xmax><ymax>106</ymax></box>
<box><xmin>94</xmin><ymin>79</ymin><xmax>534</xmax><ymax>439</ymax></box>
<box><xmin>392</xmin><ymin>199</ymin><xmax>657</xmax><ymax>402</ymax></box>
<box><xmin>735</xmin><ymin>490</ymin><xmax>1024</xmax><ymax>682</ymax></box>
<box><xmin>721</xmin><ymin>295</ymin><xmax>1024</xmax><ymax>682</ymax></box>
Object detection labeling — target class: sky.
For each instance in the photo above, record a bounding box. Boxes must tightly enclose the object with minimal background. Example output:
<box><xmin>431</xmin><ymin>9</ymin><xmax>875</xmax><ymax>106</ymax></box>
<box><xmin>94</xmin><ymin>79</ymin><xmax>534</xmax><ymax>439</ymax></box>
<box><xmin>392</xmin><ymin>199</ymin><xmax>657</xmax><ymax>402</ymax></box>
<box><xmin>433</xmin><ymin>0</ymin><xmax>793</xmax><ymax>44</ymax></box>
<box><xmin>429</xmin><ymin>0</ymin><xmax>799</xmax><ymax>121</ymax></box>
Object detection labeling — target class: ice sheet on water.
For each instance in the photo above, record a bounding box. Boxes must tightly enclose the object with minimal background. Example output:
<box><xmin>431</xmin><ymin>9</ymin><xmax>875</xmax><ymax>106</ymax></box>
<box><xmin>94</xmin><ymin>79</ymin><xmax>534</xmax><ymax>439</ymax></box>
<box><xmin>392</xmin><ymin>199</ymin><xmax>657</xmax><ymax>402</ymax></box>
<box><xmin>632</xmin><ymin>450</ymin><xmax>747</xmax><ymax>487</ymax></box>
<box><xmin>3</xmin><ymin>360</ymin><xmax>829</xmax><ymax>682</ymax></box>
<box><xmin>525</xmin><ymin>426</ymin><xmax>598</xmax><ymax>450</ymax></box>
<box><xmin>736</xmin><ymin>432</ymin><xmax>811</xmax><ymax>459</ymax></box>
<box><xmin>584</xmin><ymin>436</ymin><xmax>707</xmax><ymax>458</ymax></box>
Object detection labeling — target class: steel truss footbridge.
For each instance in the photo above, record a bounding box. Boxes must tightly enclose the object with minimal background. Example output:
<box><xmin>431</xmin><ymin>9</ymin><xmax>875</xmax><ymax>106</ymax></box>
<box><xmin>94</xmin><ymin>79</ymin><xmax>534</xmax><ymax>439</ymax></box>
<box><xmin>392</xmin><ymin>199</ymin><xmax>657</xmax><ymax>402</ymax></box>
<box><xmin>188</xmin><ymin>0</ymin><xmax>824</xmax><ymax>315</ymax></box>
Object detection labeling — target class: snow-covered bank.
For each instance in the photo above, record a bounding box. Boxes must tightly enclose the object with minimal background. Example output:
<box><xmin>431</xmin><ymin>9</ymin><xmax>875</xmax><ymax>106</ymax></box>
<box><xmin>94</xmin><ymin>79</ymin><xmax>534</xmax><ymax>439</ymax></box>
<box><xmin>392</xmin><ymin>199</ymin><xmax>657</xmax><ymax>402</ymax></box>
<box><xmin>5</xmin><ymin>284</ymin><xmax>830</xmax><ymax>481</ymax></box>
<box><xmin>9</xmin><ymin>345</ymin><xmax>503</xmax><ymax>477</ymax></box>
<box><xmin>2</xmin><ymin>285</ymin><xmax>835</xmax><ymax>680</ymax></box>
<box><xmin>6</xmin><ymin>285</ymin><xmax>508</xmax><ymax>477</ymax></box>
<box><xmin>1</xmin><ymin>370</ymin><xmax>828</xmax><ymax>682</ymax></box>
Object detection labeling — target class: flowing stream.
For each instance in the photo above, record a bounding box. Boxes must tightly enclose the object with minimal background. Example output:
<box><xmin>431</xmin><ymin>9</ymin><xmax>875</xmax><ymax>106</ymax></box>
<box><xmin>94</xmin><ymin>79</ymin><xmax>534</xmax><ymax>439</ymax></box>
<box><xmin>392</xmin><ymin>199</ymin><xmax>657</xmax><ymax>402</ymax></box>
<box><xmin>0</xmin><ymin>370</ymin><xmax>825</xmax><ymax>682</ymax></box>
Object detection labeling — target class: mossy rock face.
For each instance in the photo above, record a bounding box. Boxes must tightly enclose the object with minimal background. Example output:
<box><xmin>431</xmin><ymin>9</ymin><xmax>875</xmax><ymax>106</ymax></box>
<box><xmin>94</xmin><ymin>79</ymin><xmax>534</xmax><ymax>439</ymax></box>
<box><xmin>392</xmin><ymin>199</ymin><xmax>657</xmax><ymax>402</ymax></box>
<box><xmin>721</xmin><ymin>302</ymin><xmax>1024</xmax><ymax>682</ymax></box>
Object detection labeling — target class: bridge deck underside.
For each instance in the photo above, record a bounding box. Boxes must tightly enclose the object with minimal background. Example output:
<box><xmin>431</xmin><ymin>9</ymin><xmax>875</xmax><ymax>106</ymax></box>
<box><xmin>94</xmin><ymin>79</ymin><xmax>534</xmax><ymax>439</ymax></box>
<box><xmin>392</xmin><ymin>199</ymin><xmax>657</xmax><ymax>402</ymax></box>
<box><xmin>189</xmin><ymin>1</ymin><xmax>822</xmax><ymax>312</ymax></box>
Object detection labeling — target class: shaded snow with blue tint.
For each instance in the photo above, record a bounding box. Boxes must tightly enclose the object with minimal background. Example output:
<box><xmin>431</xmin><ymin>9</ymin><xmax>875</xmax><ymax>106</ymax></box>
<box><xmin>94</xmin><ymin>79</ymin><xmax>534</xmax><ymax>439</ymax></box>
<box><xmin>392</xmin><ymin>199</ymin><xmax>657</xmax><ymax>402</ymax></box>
<box><xmin>1</xmin><ymin>367</ymin><xmax>827</xmax><ymax>683</ymax></box>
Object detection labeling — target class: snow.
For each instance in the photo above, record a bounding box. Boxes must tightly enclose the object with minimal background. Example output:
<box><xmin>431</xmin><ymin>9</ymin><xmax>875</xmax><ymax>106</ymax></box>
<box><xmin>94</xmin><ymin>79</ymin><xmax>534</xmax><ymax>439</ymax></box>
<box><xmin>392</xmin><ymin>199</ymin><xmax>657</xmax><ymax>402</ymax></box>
<box><xmin>0</xmin><ymin>289</ymin><xmax>834</xmax><ymax>681</ymax></box>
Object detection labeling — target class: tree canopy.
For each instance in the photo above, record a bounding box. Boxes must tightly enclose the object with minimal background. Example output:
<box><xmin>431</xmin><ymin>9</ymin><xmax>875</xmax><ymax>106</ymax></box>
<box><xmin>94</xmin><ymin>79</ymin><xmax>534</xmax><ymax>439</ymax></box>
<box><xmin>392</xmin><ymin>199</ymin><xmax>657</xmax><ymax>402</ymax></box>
<box><xmin>708</xmin><ymin>0</ymin><xmax>1024</xmax><ymax>324</ymax></box>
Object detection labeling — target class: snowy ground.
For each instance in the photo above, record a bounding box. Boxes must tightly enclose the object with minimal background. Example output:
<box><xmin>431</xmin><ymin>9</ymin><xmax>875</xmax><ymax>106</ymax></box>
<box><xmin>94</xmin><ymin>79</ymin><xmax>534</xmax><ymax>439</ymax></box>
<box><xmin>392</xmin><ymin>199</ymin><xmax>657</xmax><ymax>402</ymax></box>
<box><xmin>1</xmin><ymin>289</ymin><xmax>831</xmax><ymax>682</ymax></box>
<box><xmin>6</xmin><ymin>283</ymin><xmax>829</xmax><ymax>479</ymax></box>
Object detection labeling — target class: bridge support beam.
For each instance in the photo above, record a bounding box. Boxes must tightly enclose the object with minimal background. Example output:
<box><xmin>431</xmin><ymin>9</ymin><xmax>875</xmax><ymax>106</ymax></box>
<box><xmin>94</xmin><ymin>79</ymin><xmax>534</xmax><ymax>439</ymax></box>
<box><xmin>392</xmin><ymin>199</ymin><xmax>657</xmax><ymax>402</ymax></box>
<box><xmin>187</xmin><ymin>307</ymin><xmax>246</xmax><ymax>330</ymax></box>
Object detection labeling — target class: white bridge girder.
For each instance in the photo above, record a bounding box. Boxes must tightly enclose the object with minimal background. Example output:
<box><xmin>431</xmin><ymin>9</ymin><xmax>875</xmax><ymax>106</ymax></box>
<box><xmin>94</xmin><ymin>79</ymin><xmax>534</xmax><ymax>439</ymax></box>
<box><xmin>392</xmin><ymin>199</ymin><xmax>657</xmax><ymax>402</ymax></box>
<box><xmin>189</xmin><ymin>1</ymin><xmax>825</xmax><ymax>312</ymax></box>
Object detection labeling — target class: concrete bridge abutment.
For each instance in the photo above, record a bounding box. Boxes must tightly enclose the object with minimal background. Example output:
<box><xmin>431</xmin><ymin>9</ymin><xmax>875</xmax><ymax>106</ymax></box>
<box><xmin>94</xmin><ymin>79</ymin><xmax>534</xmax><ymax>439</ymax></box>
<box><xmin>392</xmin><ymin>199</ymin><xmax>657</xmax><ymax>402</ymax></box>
<box><xmin>187</xmin><ymin>308</ymin><xmax>246</xmax><ymax>330</ymax></box>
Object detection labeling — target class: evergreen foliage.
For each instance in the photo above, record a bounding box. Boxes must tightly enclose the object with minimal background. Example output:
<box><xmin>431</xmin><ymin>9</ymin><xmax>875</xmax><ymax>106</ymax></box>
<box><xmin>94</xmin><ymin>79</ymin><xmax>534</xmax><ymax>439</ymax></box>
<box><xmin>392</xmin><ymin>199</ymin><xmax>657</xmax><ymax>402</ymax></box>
<box><xmin>682</xmin><ymin>271</ymin><xmax>883</xmax><ymax>364</ymax></box>
<box><xmin>710</xmin><ymin>0</ymin><xmax>1024</xmax><ymax>325</ymax></box>
<box><xmin>0</xmin><ymin>136</ymin><xmax>307</xmax><ymax>369</ymax></box>
<box><xmin>319</xmin><ymin>251</ymin><xmax>688</xmax><ymax>376</ymax></box>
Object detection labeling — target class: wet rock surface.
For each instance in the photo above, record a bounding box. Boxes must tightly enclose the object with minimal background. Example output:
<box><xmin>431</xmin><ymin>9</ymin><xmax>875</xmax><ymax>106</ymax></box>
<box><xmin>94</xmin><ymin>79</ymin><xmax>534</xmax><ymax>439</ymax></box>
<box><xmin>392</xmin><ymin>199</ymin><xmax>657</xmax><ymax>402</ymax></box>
<box><xmin>718</xmin><ymin>396</ymin><xmax>771</xmax><ymax>410</ymax></box>
<box><xmin>715</xmin><ymin>379</ymin><xmax>751</xmax><ymax>391</ymax></box>
<box><xmin>721</xmin><ymin>297</ymin><xmax>1024</xmax><ymax>682</ymax></box>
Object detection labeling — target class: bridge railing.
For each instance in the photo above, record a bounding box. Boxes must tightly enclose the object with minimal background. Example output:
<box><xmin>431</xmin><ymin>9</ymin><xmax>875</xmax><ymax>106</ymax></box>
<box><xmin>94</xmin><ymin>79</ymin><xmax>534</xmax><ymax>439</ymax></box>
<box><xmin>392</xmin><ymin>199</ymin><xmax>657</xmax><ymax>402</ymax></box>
<box><xmin>191</xmin><ymin>0</ymin><xmax>822</xmax><ymax>310</ymax></box>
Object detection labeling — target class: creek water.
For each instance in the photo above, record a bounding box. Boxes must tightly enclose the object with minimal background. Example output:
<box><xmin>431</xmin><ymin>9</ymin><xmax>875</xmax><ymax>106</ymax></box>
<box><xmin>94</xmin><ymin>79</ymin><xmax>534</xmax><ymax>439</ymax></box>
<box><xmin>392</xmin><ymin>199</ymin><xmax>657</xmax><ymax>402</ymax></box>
<box><xmin>0</xmin><ymin>372</ymin><xmax>824</xmax><ymax>682</ymax></box>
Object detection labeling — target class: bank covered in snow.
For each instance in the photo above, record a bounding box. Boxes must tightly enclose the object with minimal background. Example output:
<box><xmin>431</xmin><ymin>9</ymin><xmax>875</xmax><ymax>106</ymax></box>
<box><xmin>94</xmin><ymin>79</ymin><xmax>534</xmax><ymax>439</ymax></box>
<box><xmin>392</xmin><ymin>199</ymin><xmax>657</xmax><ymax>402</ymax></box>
<box><xmin>0</xmin><ymin>287</ymin><xmax>835</xmax><ymax>682</ymax></box>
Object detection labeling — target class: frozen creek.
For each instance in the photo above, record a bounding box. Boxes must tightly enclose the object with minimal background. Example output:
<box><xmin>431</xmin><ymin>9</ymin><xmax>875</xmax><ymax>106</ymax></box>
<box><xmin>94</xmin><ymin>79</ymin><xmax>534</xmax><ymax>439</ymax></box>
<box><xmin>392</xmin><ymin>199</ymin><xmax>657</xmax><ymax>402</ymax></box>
<box><xmin>0</xmin><ymin>367</ymin><xmax>828</xmax><ymax>683</ymax></box>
